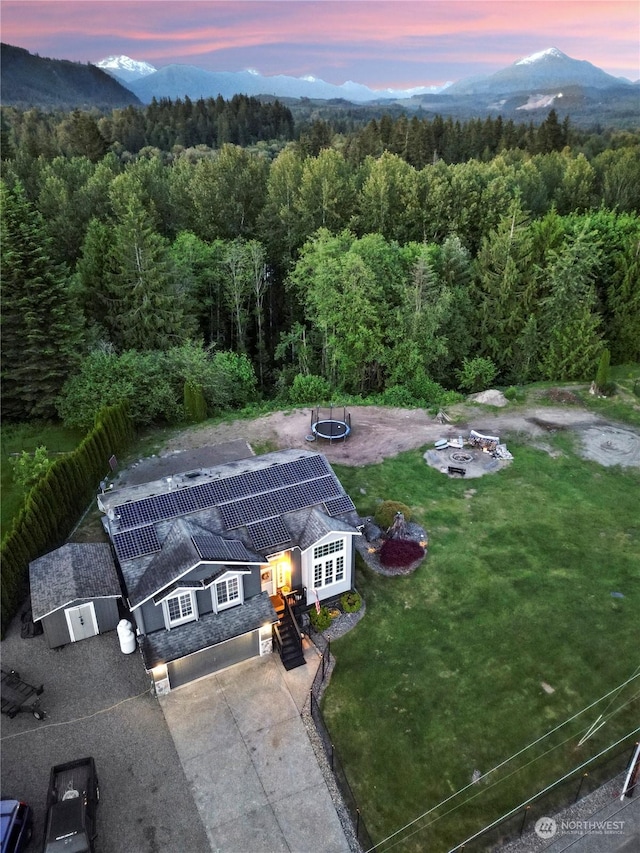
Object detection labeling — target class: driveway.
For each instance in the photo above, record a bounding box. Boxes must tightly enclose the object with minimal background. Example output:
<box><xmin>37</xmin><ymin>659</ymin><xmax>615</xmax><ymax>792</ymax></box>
<box><xmin>0</xmin><ymin>611</ymin><xmax>210</xmax><ymax>853</ymax></box>
<box><xmin>159</xmin><ymin>639</ymin><xmax>354</xmax><ymax>853</ymax></box>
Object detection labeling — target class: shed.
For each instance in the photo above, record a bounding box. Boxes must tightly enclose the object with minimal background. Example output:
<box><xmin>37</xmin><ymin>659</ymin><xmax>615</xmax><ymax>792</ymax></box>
<box><xmin>30</xmin><ymin>543</ymin><xmax>123</xmax><ymax>648</ymax></box>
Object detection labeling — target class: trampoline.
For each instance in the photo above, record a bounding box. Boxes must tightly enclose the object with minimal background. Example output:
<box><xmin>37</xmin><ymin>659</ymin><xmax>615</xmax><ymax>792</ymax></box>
<box><xmin>310</xmin><ymin>406</ymin><xmax>351</xmax><ymax>442</ymax></box>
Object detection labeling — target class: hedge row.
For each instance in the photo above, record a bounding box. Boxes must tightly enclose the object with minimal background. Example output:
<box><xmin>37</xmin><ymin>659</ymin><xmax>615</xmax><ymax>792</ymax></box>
<box><xmin>1</xmin><ymin>404</ymin><xmax>134</xmax><ymax>636</ymax></box>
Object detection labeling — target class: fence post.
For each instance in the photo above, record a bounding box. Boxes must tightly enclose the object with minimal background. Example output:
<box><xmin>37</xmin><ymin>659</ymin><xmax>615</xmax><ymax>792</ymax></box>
<box><xmin>330</xmin><ymin>743</ymin><xmax>335</xmax><ymax>771</ymax></box>
<box><xmin>356</xmin><ymin>808</ymin><xmax>360</xmax><ymax>840</ymax></box>
<box><xmin>575</xmin><ymin>773</ymin><xmax>588</xmax><ymax>802</ymax></box>
<box><xmin>309</xmin><ymin>688</ymin><xmax>313</xmax><ymax>716</ymax></box>
<box><xmin>519</xmin><ymin>805</ymin><xmax>530</xmax><ymax>836</ymax></box>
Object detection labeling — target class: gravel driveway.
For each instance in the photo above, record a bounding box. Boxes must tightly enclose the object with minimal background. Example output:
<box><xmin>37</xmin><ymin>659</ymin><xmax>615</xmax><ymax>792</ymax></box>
<box><xmin>0</xmin><ymin>612</ymin><xmax>210</xmax><ymax>853</ymax></box>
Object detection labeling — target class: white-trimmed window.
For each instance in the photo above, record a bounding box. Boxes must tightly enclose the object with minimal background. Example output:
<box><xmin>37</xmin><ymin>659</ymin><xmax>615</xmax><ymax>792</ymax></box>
<box><xmin>312</xmin><ymin>539</ymin><xmax>346</xmax><ymax>589</ymax></box>
<box><xmin>215</xmin><ymin>575</ymin><xmax>242</xmax><ymax>611</ymax></box>
<box><xmin>164</xmin><ymin>591</ymin><xmax>197</xmax><ymax>628</ymax></box>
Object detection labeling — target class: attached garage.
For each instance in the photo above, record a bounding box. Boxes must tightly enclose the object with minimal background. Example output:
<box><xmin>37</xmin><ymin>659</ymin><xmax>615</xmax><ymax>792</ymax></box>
<box><xmin>30</xmin><ymin>543</ymin><xmax>122</xmax><ymax>648</ymax></box>
<box><xmin>166</xmin><ymin>631</ymin><xmax>259</xmax><ymax>689</ymax></box>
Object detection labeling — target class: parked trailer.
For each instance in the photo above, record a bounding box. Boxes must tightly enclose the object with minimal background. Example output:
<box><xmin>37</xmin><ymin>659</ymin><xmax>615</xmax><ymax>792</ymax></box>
<box><xmin>0</xmin><ymin>668</ymin><xmax>45</xmax><ymax>720</ymax></box>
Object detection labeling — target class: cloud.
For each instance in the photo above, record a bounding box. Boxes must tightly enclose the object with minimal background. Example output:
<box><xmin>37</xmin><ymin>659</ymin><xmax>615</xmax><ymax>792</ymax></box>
<box><xmin>2</xmin><ymin>1</ymin><xmax>638</xmax><ymax>85</ymax></box>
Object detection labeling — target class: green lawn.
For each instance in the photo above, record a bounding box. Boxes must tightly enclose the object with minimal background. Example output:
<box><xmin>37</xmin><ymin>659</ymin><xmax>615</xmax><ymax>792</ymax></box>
<box><xmin>326</xmin><ymin>435</ymin><xmax>639</xmax><ymax>851</ymax></box>
<box><xmin>0</xmin><ymin>422</ymin><xmax>85</xmax><ymax>536</ymax></box>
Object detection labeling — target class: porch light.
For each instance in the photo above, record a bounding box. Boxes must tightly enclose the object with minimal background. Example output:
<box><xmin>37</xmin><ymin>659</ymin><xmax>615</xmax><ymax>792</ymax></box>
<box><xmin>151</xmin><ymin>663</ymin><xmax>168</xmax><ymax>681</ymax></box>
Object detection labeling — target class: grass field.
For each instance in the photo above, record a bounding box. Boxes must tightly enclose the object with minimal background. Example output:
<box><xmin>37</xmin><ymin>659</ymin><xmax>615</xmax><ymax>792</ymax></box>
<box><xmin>0</xmin><ymin>422</ymin><xmax>85</xmax><ymax>537</ymax></box>
<box><xmin>325</xmin><ymin>431</ymin><xmax>639</xmax><ymax>851</ymax></box>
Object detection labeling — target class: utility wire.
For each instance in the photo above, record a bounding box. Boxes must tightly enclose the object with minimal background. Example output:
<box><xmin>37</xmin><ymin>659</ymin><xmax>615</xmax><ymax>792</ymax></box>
<box><xmin>0</xmin><ymin>688</ymin><xmax>151</xmax><ymax>742</ymax></box>
<box><xmin>443</xmin><ymin>727</ymin><xmax>640</xmax><ymax>853</ymax></box>
<box><xmin>364</xmin><ymin>669</ymin><xmax>640</xmax><ymax>853</ymax></box>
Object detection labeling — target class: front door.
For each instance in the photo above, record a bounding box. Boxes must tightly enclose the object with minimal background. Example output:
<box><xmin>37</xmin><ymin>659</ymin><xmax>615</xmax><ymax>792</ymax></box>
<box><xmin>260</xmin><ymin>568</ymin><xmax>274</xmax><ymax>596</ymax></box>
<box><xmin>65</xmin><ymin>602</ymin><xmax>98</xmax><ymax>642</ymax></box>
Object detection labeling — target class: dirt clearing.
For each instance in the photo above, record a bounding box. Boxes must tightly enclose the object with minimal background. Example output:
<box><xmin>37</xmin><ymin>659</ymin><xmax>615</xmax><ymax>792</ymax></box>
<box><xmin>156</xmin><ymin>402</ymin><xmax>640</xmax><ymax>472</ymax></box>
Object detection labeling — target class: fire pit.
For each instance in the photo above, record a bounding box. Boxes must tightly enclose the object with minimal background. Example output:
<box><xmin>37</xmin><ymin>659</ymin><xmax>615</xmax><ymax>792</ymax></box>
<box><xmin>450</xmin><ymin>450</ymin><xmax>474</xmax><ymax>464</ymax></box>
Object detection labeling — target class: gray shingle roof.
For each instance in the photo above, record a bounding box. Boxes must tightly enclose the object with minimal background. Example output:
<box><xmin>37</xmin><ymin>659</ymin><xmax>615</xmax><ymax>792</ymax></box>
<box><xmin>105</xmin><ymin>450</ymin><xmax>361</xmax><ymax>607</ymax></box>
<box><xmin>140</xmin><ymin>591</ymin><xmax>277</xmax><ymax>668</ymax></box>
<box><xmin>30</xmin><ymin>543</ymin><xmax>121</xmax><ymax>621</ymax></box>
<box><xmin>129</xmin><ymin>519</ymin><xmax>265</xmax><ymax>608</ymax></box>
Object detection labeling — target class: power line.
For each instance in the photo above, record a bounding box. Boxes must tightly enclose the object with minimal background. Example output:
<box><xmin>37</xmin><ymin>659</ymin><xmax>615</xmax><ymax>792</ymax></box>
<box><xmin>444</xmin><ymin>728</ymin><xmax>640</xmax><ymax>853</ymax></box>
<box><xmin>364</xmin><ymin>668</ymin><xmax>640</xmax><ymax>853</ymax></box>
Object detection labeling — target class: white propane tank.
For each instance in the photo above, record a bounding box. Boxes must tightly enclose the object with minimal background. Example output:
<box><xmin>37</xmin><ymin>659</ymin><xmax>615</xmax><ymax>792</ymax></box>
<box><xmin>117</xmin><ymin>619</ymin><xmax>136</xmax><ymax>654</ymax></box>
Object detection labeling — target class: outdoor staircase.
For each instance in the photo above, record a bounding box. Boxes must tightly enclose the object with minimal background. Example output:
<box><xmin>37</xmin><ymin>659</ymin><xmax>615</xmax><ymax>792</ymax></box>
<box><xmin>272</xmin><ymin>593</ymin><xmax>306</xmax><ymax>671</ymax></box>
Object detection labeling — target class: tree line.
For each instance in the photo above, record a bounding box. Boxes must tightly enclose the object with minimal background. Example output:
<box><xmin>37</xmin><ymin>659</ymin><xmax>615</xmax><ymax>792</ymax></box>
<box><xmin>1</xmin><ymin>104</ymin><xmax>639</xmax><ymax>430</ymax></box>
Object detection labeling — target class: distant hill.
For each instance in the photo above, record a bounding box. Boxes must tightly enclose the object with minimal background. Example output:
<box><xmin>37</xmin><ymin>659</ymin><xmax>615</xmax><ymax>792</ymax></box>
<box><xmin>446</xmin><ymin>48</ymin><xmax>633</xmax><ymax>95</ymax></box>
<box><xmin>0</xmin><ymin>43</ymin><xmax>141</xmax><ymax>109</ymax></box>
<box><xmin>111</xmin><ymin>59</ymin><xmax>446</xmax><ymax>104</ymax></box>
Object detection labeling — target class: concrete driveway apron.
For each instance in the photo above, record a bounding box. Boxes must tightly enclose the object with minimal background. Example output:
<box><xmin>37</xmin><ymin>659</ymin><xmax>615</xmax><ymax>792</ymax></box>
<box><xmin>159</xmin><ymin>643</ymin><xmax>352</xmax><ymax>853</ymax></box>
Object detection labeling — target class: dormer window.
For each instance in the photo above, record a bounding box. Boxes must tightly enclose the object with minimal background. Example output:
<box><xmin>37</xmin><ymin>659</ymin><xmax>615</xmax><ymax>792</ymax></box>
<box><xmin>214</xmin><ymin>575</ymin><xmax>242</xmax><ymax>611</ymax></box>
<box><xmin>163</xmin><ymin>591</ymin><xmax>198</xmax><ymax>628</ymax></box>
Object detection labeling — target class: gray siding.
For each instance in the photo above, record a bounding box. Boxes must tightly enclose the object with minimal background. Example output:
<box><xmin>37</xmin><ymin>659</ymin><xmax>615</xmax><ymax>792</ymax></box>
<box><xmin>42</xmin><ymin>609</ymin><xmax>71</xmax><ymax>649</ymax></box>
<box><xmin>138</xmin><ymin>600</ymin><xmax>166</xmax><ymax>634</ymax></box>
<box><xmin>243</xmin><ymin>566</ymin><xmax>261</xmax><ymax>598</ymax></box>
<box><xmin>290</xmin><ymin>549</ymin><xmax>302</xmax><ymax>590</ymax></box>
<box><xmin>166</xmin><ymin>630</ymin><xmax>259</xmax><ymax>688</ymax></box>
<box><xmin>94</xmin><ymin>597</ymin><xmax>120</xmax><ymax>633</ymax></box>
<box><xmin>41</xmin><ymin>597</ymin><xmax>120</xmax><ymax>649</ymax></box>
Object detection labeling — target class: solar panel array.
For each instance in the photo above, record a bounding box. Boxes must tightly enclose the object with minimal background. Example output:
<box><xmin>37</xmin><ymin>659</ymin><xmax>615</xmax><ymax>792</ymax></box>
<box><xmin>192</xmin><ymin>534</ymin><xmax>255</xmax><ymax>563</ymax></box>
<box><xmin>324</xmin><ymin>495</ymin><xmax>356</xmax><ymax>516</ymax></box>
<box><xmin>219</xmin><ymin>476</ymin><xmax>340</xmax><ymax>529</ymax></box>
<box><xmin>247</xmin><ymin>517</ymin><xmax>290</xmax><ymax>551</ymax></box>
<box><xmin>113</xmin><ymin>455</ymin><xmax>337</xmax><ymax>534</ymax></box>
<box><xmin>112</xmin><ymin>525</ymin><xmax>161</xmax><ymax>562</ymax></box>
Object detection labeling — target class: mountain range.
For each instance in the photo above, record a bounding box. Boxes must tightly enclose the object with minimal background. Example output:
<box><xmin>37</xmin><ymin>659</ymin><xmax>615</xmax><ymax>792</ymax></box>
<box><xmin>1</xmin><ymin>44</ymin><xmax>638</xmax><ymax>129</ymax></box>
<box><xmin>96</xmin><ymin>55</ymin><xmax>447</xmax><ymax>103</ymax></box>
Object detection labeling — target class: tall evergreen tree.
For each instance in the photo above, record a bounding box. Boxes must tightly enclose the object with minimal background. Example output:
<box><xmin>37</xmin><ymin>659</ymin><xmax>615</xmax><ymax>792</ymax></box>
<box><xmin>103</xmin><ymin>197</ymin><xmax>196</xmax><ymax>351</ymax></box>
<box><xmin>0</xmin><ymin>180</ymin><xmax>83</xmax><ymax>419</ymax></box>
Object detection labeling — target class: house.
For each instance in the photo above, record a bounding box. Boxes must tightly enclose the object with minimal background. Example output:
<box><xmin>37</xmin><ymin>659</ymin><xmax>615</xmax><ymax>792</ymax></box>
<box><xmin>29</xmin><ymin>543</ymin><xmax>122</xmax><ymax>648</ymax></box>
<box><xmin>98</xmin><ymin>449</ymin><xmax>361</xmax><ymax>692</ymax></box>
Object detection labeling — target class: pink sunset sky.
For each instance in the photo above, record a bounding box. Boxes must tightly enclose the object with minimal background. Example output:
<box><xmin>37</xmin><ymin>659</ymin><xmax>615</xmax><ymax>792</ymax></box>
<box><xmin>2</xmin><ymin>1</ymin><xmax>639</xmax><ymax>87</ymax></box>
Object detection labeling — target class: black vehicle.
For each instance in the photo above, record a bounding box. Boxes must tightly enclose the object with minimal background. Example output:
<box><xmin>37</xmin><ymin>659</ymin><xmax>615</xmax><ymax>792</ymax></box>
<box><xmin>0</xmin><ymin>799</ymin><xmax>33</xmax><ymax>853</ymax></box>
<box><xmin>43</xmin><ymin>758</ymin><xmax>99</xmax><ymax>853</ymax></box>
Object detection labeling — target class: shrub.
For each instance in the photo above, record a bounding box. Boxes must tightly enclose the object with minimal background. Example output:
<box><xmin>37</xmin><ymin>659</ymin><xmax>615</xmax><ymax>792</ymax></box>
<box><xmin>375</xmin><ymin>500</ymin><xmax>412</xmax><ymax>530</ymax></box>
<box><xmin>341</xmin><ymin>591</ymin><xmax>362</xmax><ymax>613</ymax></box>
<box><xmin>457</xmin><ymin>357</ymin><xmax>498</xmax><ymax>393</ymax></box>
<box><xmin>504</xmin><ymin>385</ymin><xmax>525</xmax><ymax>402</ymax></box>
<box><xmin>309</xmin><ymin>605</ymin><xmax>332</xmax><ymax>631</ymax></box>
<box><xmin>288</xmin><ymin>373</ymin><xmax>331</xmax><ymax>404</ymax></box>
<box><xmin>379</xmin><ymin>538</ymin><xmax>425</xmax><ymax>569</ymax></box>
<box><xmin>9</xmin><ymin>446</ymin><xmax>52</xmax><ymax>489</ymax></box>
<box><xmin>595</xmin><ymin>349</ymin><xmax>611</xmax><ymax>393</ymax></box>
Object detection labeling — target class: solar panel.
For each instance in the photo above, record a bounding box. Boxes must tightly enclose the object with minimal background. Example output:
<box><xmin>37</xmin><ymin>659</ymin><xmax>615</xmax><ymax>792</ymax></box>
<box><xmin>219</xmin><ymin>475</ymin><xmax>342</xmax><ymax>529</ymax></box>
<box><xmin>324</xmin><ymin>495</ymin><xmax>356</xmax><ymax>516</ymax></box>
<box><xmin>192</xmin><ymin>534</ymin><xmax>230</xmax><ymax>561</ymax></box>
<box><xmin>113</xmin><ymin>525</ymin><xmax>161</xmax><ymax>561</ymax></box>
<box><xmin>248</xmin><ymin>517</ymin><xmax>290</xmax><ymax>551</ymax></box>
<box><xmin>113</xmin><ymin>454</ymin><xmax>337</xmax><ymax>532</ymax></box>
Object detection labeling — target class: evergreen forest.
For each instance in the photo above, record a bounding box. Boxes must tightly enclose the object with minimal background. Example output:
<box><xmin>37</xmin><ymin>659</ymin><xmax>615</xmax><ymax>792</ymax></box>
<box><xmin>1</xmin><ymin>98</ymin><xmax>639</xmax><ymax>431</ymax></box>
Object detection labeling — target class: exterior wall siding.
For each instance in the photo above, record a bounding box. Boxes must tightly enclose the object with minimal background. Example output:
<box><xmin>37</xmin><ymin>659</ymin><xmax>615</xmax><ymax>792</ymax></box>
<box><xmin>41</xmin><ymin>597</ymin><xmax>120</xmax><ymax>648</ymax></box>
<box><xmin>136</xmin><ymin>566</ymin><xmax>261</xmax><ymax>636</ymax></box>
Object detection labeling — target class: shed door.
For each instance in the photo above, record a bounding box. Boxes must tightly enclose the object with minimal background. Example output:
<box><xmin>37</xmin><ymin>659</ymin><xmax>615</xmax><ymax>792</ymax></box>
<box><xmin>65</xmin><ymin>602</ymin><xmax>98</xmax><ymax>642</ymax></box>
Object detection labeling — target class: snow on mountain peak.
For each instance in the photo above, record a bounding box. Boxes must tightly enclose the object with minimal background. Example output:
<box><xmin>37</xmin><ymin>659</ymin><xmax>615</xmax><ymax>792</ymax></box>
<box><xmin>96</xmin><ymin>55</ymin><xmax>156</xmax><ymax>78</ymax></box>
<box><xmin>516</xmin><ymin>47</ymin><xmax>567</xmax><ymax>66</ymax></box>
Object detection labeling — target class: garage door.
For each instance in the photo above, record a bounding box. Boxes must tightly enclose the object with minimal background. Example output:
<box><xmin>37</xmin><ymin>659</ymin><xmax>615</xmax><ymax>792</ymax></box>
<box><xmin>167</xmin><ymin>631</ymin><xmax>259</xmax><ymax>689</ymax></box>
